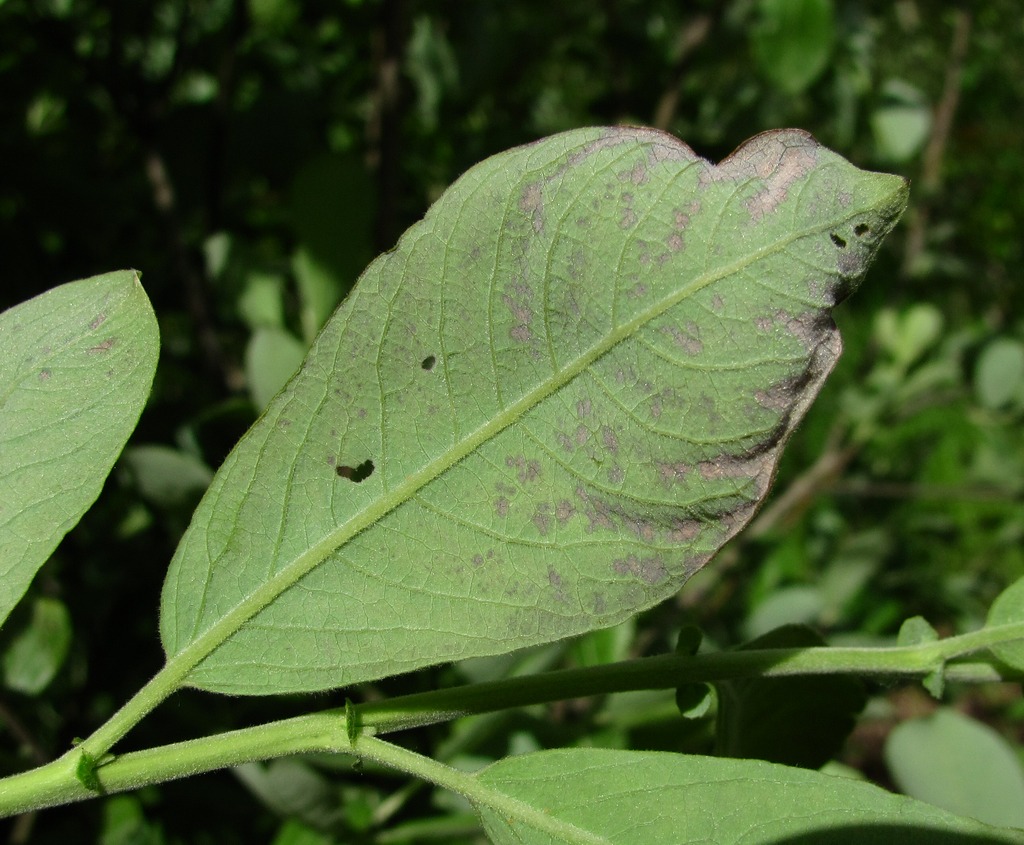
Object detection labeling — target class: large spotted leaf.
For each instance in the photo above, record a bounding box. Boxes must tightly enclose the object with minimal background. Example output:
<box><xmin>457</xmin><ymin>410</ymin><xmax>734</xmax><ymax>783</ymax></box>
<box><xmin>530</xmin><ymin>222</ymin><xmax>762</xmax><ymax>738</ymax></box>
<box><xmin>161</xmin><ymin>127</ymin><xmax>907</xmax><ymax>694</ymax></box>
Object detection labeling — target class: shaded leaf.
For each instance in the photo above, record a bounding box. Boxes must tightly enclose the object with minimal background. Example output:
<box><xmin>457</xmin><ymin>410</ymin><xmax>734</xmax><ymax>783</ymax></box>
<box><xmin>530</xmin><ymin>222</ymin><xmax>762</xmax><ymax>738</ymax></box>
<box><xmin>245</xmin><ymin>327</ymin><xmax>307</xmax><ymax>411</ymax></box>
<box><xmin>160</xmin><ymin>127</ymin><xmax>907</xmax><ymax>694</ymax></box>
<box><xmin>715</xmin><ymin>624</ymin><xmax>866</xmax><ymax>769</ymax></box>
<box><xmin>2</xmin><ymin>596</ymin><xmax>72</xmax><ymax>694</ymax></box>
<box><xmin>975</xmin><ymin>337</ymin><xmax>1024</xmax><ymax>410</ymax></box>
<box><xmin>0</xmin><ymin>270</ymin><xmax>158</xmax><ymax>628</ymax></box>
<box><xmin>752</xmin><ymin>0</ymin><xmax>836</xmax><ymax>95</ymax></box>
<box><xmin>987</xmin><ymin>575</ymin><xmax>1024</xmax><ymax>671</ymax></box>
<box><xmin>476</xmin><ymin>748</ymin><xmax>1024</xmax><ymax>844</ymax></box>
<box><xmin>885</xmin><ymin>708</ymin><xmax>1024</xmax><ymax>830</ymax></box>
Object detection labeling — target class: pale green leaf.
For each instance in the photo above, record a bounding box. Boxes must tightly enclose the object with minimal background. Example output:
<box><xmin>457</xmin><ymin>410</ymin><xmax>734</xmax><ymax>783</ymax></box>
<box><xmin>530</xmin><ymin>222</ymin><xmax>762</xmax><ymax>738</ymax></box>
<box><xmin>160</xmin><ymin>127</ymin><xmax>908</xmax><ymax>694</ymax></box>
<box><xmin>886</xmin><ymin>709</ymin><xmax>1024</xmax><ymax>830</ymax></box>
<box><xmin>752</xmin><ymin>0</ymin><xmax>836</xmax><ymax>95</ymax></box>
<box><xmin>987</xmin><ymin>575</ymin><xmax>1024</xmax><ymax>671</ymax></box>
<box><xmin>0</xmin><ymin>270</ymin><xmax>158</xmax><ymax>628</ymax></box>
<box><xmin>245</xmin><ymin>327</ymin><xmax>307</xmax><ymax>411</ymax></box>
<box><xmin>476</xmin><ymin>748</ymin><xmax>1024</xmax><ymax>844</ymax></box>
<box><xmin>975</xmin><ymin>337</ymin><xmax>1024</xmax><ymax>410</ymax></box>
<box><xmin>2</xmin><ymin>596</ymin><xmax>72</xmax><ymax>694</ymax></box>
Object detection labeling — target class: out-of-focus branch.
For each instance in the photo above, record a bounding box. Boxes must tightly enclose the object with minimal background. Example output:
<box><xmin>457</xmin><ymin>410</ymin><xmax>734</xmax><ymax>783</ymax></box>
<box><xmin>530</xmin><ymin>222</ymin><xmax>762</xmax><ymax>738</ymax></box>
<box><xmin>652</xmin><ymin>13</ymin><xmax>714</xmax><ymax>131</ymax></box>
<box><xmin>901</xmin><ymin>9</ymin><xmax>972</xmax><ymax>276</ymax></box>
<box><xmin>367</xmin><ymin>0</ymin><xmax>406</xmax><ymax>250</ymax></box>
<box><xmin>144</xmin><ymin>149</ymin><xmax>245</xmax><ymax>393</ymax></box>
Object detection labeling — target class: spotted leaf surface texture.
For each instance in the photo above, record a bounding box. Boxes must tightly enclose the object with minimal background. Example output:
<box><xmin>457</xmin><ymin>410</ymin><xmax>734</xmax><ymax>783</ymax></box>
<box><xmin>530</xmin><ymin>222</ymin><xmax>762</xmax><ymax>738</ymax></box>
<box><xmin>161</xmin><ymin>128</ymin><xmax>907</xmax><ymax>694</ymax></box>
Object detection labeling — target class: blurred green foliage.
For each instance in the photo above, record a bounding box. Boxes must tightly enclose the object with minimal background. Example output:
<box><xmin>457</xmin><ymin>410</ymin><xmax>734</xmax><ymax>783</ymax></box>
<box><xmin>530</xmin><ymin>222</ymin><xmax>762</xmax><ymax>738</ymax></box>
<box><xmin>1</xmin><ymin>1</ymin><xmax>1022</xmax><ymax>842</ymax></box>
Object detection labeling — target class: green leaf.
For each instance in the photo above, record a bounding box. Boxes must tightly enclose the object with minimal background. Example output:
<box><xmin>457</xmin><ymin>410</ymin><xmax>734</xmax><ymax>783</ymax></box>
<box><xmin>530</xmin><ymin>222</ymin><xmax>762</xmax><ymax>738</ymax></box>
<box><xmin>987</xmin><ymin>575</ymin><xmax>1024</xmax><ymax>671</ymax></box>
<box><xmin>160</xmin><ymin>127</ymin><xmax>908</xmax><ymax>695</ymax></box>
<box><xmin>885</xmin><ymin>708</ymin><xmax>1024</xmax><ymax>830</ymax></box>
<box><xmin>121</xmin><ymin>445</ymin><xmax>213</xmax><ymax>509</ymax></box>
<box><xmin>975</xmin><ymin>337</ymin><xmax>1024</xmax><ymax>410</ymax></box>
<box><xmin>0</xmin><ymin>270</ymin><xmax>158</xmax><ymax>628</ymax></box>
<box><xmin>2</xmin><ymin>596</ymin><xmax>72</xmax><ymax>694</ymax></box>
<box><xmin>475</xmin><ymin>748</ymin><xmax>1024</xmax><ymax>844</ymax></box>
<box><xmin>898</xmin><ymin>615</ymin><xmax>945</xmax><ymax>695</ymax></box>
<box><xmin>752</xmin><ymin>0</ymin><xmax>836</xmax><ymax>96</ymax></box>
<box><xmin>715</xmin><ymin>624</ymin><xmax>866</xmax><ymax>769</ymax></box>
<box><xmin>244</xmin><ymin>327</ymin><xmax>307</xmax><ymax>411</ymax></box>
<box><xmin>871</xmin><ymin>79</ymin><xmax>933</xmax><ymax>164</ymax></box>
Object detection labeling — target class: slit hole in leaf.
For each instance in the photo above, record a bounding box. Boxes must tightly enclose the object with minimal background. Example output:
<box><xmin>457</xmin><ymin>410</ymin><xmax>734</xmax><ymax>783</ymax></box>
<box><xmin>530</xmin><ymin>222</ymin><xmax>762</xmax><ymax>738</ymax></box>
<box><xmin>421</xmin><ymin>355</ymin><xmax>436</xmax><ymax>371</ymax></box>
<box><xmin>830</xmin><ymin>233</ymin><xmax>847</xmax><ymax>249</ymax></box>
<box><xmin>854</xmin><ymin>223</ymin><xmax>870</xmax><ymax>237</ymax></box>
<box><xmin>336</xmin><ymin>459</ymin><xmax>375</xmax><ymax>483</ymax></box>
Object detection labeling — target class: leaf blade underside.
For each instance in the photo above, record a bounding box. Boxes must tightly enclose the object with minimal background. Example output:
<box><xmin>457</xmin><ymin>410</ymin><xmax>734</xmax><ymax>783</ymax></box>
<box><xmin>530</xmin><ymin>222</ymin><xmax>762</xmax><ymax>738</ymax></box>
<box><xmin>161</xmin><ymin>127</ymin><xmax>908</xmax><ymax>694</ymax></box>
<box><xmin>0</xmin><ymin>271</ymin><xmax>158</xmax><ymax>628</ymax></box>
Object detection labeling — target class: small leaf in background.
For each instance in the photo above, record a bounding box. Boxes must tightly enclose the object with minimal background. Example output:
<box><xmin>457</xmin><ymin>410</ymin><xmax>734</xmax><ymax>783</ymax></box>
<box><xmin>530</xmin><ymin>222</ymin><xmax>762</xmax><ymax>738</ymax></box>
<box><xmin>244</xmin><ymin>327</ymin><xmax>307</xmax><ymax>411</ymax></box>
<box><xmin>476</xmin><ymin>748</ymin><xmax>1024</xmax><ymax>844</ymax></box>
<box><xmin>99</xmin><ymin>794</ymin><xmax>165</xmax><ymax>845</ymax></box>
<box><xmin>752</xmin><ymin>0</ymin><xmax>836</xmax><ymax>95</ymax></box>
<box><xmin>874</xmin><ymin>303</ymin><xmax>944</xmax><ymax>369</ymax></box>
<box><xmin>238</xmin><ymin>273</ymin><xmax>288</xmax><ymax>331</ymax></box>
<box><xmin>987</xmin><ymin>575</ymin><xmax>1024</xmax><ymax>671</ymax></box>
<box><xmin>290</xmin><ymin>154</ymin><xmax>376</xmax><ymax>341</ymax></box>
<box><xmin>743</xmin><ymin>585</ymin><xmax>825</xmax><ymax>640</ymax></box>
<box><xmin>715</xmin><ymin>624</ymin><xmax>866</xmax><ymax>769</ymax></box>
<box><xmin>885</xmin><ymin>708</ymin><xmax>1024</xmax><ymax>830</ymax></box>
<box><xmin>871</xmin><ymin>78</ymin><xmax>933</xmax><ymax>163</ymax></box>
<box><xmin>161</xmin><ymin>128</ymin><xmax>908</xmax><ymax>695</ymax></box>
<box><xmin>270</xmin><ymin>820</ymin><xmax>333</xmax><ymax>845</ymax></box>
<box><xmin>234</xmin><ymin>759</ymin><xmax>345</xmax><ymax>831</ymax></box>
<box><xmin>2</xmin><ymin>596</ymin><xmax>72</xmax><ymax>695</ymax></box>
<box><xmin>0</xmin><ymin>271</ymin><xmax>158</xmax><ymax>628</ymax></box>
<box><xmin>975</xmin><ymin>337</ymin><xmax>1024</xmax><ymax>411</ymax></box>
<box><xmin>121</xmin><ymin>445</ymin><xmax>213</xmax><ymax>510</ymax></box>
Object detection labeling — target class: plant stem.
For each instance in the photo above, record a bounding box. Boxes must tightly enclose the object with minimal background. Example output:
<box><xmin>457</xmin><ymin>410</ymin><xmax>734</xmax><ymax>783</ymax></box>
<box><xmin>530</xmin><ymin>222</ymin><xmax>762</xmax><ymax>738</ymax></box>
<box><xmin>0</xmin><ymin>621</ymin><xmax>1019</xmax><ymax>818</ymax></box>
<box><xmin>355</xmin><ymin>735</ymin><xmax>609</xmax><ymax>845</ymax></box>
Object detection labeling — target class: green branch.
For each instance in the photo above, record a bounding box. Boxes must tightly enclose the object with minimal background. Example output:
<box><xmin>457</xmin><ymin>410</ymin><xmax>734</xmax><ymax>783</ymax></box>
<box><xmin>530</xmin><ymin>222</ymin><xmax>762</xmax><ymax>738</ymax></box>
<box><xmin>0</xmin><ymin>621</ymin><xmax>1019</xmax><ymax>819</ymax></box>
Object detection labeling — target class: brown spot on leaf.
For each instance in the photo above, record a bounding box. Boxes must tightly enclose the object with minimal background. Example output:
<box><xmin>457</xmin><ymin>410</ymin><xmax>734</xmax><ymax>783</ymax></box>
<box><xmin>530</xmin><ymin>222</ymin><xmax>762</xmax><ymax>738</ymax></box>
<box><xmin>87</xmin><ymin>338</ymin><xmax>116</xmax><ymax>354</ymax></box>
<box><xmin>667</xmin><ymin>233</ymin><xmax>684</xmax><ymax>253</ymax></box>
<box><xmin>608</xmin><ymin>465</ymin><xmax>624</xmax><ymax>484</ymax></box>
<box><xmin>663</xmin><ymin>323</ymin><xmax>703</xmax><ymax>356</ymax></box>
<box><xmin>472</xmin><ymin>553</ymin><xmax>484</xmax><ymax>567</ymax></box>
<box><xmin>495</xmin><ymin>497</ymin><xmax>510</xmax><ymax>518</ymax></box>
<box><xmin>576</xmin><ymin>399</ymin><xmax>592</xmax><ymax>418</ymax></box>
<box><xmin>600</xmin><ymin>425</ymin><xmax>619</xmax><ymax>455</ymax></box>
<box><xmin>519</xmin><ymin>181</ymin><xmax>544</xmax><ymax>233</ymax></box>
<box><xmin>657</xmin><ymin>461</ymin><xmax>691</xmax><ymax>484</ymax></box>
<box><xmin>533</xmin><ymin>504</ymin><xmax>552</xmax><ymax>536</ymax></box>
<box><xmin>38</xmin><ymin>369</ymin><xmax>52</xmax><ymax>381</ymax></box>
<box><xmin>620</xmin><ymin>208</ymin><xmax>638</xmax><ymax>229</ymax></box>
<box><xmin>612</xmin><ymin>554</ymin><xmax>668</xmax><ymax>585</ymax></box>
<box><xmin>89</xmin><ymin>313</ymin><xmax>107</xmax><ymax>330</ymax></box>
<box><xmin>556</xmin><ymin>500</ymin><xmax>575</xmax><ymax>522</ymax></box>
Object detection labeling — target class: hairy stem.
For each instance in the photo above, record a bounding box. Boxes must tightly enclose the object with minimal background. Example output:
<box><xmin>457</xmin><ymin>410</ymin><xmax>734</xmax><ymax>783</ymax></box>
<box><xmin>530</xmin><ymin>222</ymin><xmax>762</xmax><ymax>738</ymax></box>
<box><xmin>0</xmin><ymin>621</ymin><xmax>1019</xmax><ymax>818</ymax></box>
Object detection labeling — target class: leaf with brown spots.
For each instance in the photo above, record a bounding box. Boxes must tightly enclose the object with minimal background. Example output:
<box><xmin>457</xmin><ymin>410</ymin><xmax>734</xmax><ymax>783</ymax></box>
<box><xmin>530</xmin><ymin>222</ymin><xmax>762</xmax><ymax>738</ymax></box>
<box><xmin>0</xmin><ymin>271</ymin><xmax>158</xmax><ymax>627</ymax></box>
<box><xmin>160</xmin><ymin>128</ymin><xmax>907</xmax><ymax>694</ymax></box>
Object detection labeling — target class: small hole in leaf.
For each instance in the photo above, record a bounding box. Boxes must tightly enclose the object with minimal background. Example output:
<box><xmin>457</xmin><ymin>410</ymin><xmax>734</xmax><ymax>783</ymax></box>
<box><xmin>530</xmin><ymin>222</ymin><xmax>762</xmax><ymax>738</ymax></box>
<box><xmin>854</xmin><ymin>223</ymin><xmax>870</xmax><ymax>237</ymax></box>
<box><xmin>421</xmin><ymin>355</ymin><xmax>436</xmax><ymax>371</ymax></box>
<box><xmin>830</xmin><ymin>233</ymin><xmax>847</xmax><ymax>249</ymax></box>
<box><xmin>336</xmin><ymin>459</ymin><xmax>375</xmax><ymax>483</ymax></box>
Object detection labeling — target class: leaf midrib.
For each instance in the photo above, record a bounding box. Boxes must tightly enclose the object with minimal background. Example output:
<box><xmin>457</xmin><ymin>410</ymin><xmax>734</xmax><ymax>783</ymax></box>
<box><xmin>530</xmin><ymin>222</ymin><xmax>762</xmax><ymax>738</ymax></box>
<box><xmin>167</xmin><ymin>212</ymin><xmax>850</xmax><ymax>682</ymax></box>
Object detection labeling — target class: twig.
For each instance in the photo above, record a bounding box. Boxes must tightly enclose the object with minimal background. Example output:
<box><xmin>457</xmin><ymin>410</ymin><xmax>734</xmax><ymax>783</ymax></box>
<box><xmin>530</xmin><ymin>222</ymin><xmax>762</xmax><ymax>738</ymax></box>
<box><xmin>143</xmin><ymin>149</ymin><xmax>245</xmax><ymax>393</ymax></box>
<box><xmin>901</xmin><ymin>9</ymin><xmax>972</xmax><ymax>276</ymax></box>
<box><xmin>367</xmin><ymin>0</ymin><xmax>406</xmax><ymax>250</ymax></box>
<box><xmin>652</xmin><ymin>13</ymin><xmax>715</xmax><ymax>131</ymax></box>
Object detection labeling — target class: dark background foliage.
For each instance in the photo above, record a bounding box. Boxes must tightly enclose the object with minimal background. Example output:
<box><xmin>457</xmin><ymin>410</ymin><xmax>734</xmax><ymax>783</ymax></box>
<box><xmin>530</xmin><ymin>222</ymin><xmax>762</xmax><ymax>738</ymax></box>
<box><xmin>1</xmin><ymin>1</ymin><xmax>1022</xmax><ymax>842</ymax></box>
